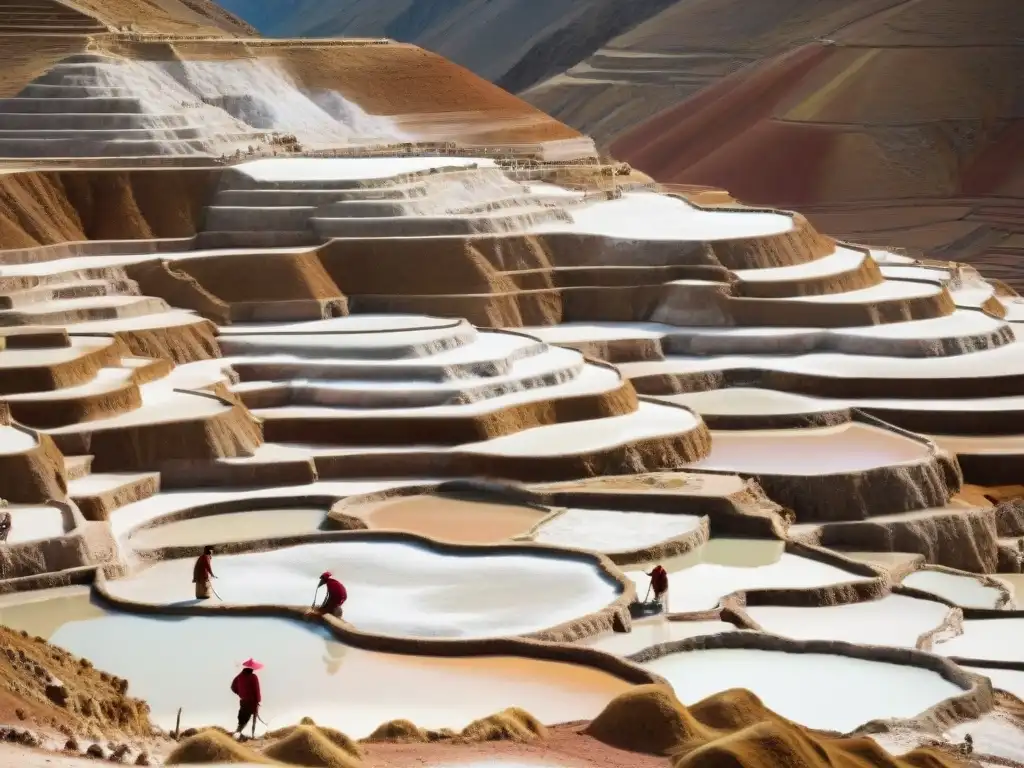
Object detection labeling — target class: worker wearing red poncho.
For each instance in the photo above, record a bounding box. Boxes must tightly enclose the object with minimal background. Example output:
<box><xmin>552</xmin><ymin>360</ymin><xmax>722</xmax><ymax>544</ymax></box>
<box><xmin>230</xmin><ymin>658</ymin><xmax>262</xmax><ymax>739</ymax></box>
<box><xmin>646</xmin><ymin>564</ymin><xmax>669</xmax><ymax>609</ymax></box>
<box><xmin>315</xmin><ymin>571</ymin><xmax>347</xmax><ymax>618</ymax></box>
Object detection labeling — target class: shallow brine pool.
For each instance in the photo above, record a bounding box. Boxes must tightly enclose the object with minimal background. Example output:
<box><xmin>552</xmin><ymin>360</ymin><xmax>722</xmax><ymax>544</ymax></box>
<box><xmin>105</xmin><ymin>539</ymin><xmax>623</xmax><ymax>639</ymax></box>
<box><xmin>642</xmin><ymin>647</ymin><xmax>964</xmax><ymax>733</ymax></box>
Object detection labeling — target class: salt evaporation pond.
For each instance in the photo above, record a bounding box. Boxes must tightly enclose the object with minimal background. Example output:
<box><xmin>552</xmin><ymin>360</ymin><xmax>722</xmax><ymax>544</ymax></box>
<box><xmin>0</xmin><ymin>586</ymin><xmax>104</xmax><ymax>638</ymax></box>
<box><xmin>902</xmin><ymin>570</ymin><xmax>1004</xmax><ymax>609</ymax></box>
<box><xmin>356</xmin><ymin>495</ymin><xmax>548</xmax><ymax>544</ymax></box>
<box><xmin>0</xmin><ymin>592</ymin><xmax>629</xmax><ymax>737</ymax></box>
<box><xmin>642</xmin><ymin>648</ymin><xmax>964</xmax><ymax>733</ymax></box>
<box><xmin>529</xmin><ymin>508</ymin><xmax>701</xmax><ymax>555</ymax></box>
<box><xmin>935</xmin><ymin>619</ymin><xmax>1024</xmax><ymax>663</ymax></box>
<box><xmin>0</xmin><ymin>424</ymin><xmax>36</xmax><ymax>454</ymax></box>
<box><xmin>105</xmin><ymin>540</ymin><xmax>622</xmax><ymax>639</ymax></box>
<box><xmin>965</xmin><ymin>666</ymin><xmax>1024</xmax><ymax>700</ymax></box>
<box><xmin>625</xmin><ymin>539</ymin><xmax>869</xmax><ymax>613</ymax></box>
<box><xmin>4</xmin><ymin>505</ymin><xmax>68</xmax><ymax>543</ymax></box>
<box><xmin>746</xmin><ymin>595</ymin><xmax>951</xmax><ymax>648</ymax></box>
<box><xmin>690</xmin><ymin>424</ymin><xmax>929</xmax><ymax>475</ymax></box>
<box><xmin>128</xmin><ymin>508</ymin><xmax>329</xmax><ymax>549</ymax></box>
<box><xmin>579</xmin><ymin>618</ymin><xmax>738</xmax><ymax>657</ymax></box>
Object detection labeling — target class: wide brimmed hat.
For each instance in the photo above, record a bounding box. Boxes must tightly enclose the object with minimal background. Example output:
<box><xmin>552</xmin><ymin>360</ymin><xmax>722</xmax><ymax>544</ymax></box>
<box><xmin>241</xmin><ymin>658</ymin><xmax>264</xmax><ymax>671</ymax></box>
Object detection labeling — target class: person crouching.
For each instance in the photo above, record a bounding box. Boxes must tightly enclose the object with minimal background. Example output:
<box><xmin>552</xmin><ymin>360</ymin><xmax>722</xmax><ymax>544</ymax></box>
<box><xmin>315</xmin><ymin>571</ymin><xmax>347</xmax><ymax>618</ymax></box>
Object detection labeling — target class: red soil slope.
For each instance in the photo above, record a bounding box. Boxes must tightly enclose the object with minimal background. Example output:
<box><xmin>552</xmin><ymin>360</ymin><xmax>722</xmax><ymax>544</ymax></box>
<box><xmin>611</xmin><ymin>0</ymin><xmax>1024</xmax><ymax>286</ymax></box>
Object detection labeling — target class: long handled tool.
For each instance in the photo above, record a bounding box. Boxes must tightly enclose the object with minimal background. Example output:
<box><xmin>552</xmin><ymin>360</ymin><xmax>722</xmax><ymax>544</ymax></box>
<box><xmin>310</xmin><ymin>585</ymin><xmax>321</xmax><ymax>610</ymax></box>
<box><xmin>211</xmin><ymin>583</ymin><xmax>224</xmax><ymax>601</ymax></box>
<box><xmin>644</xmin><ymin>583</ymin><xmax>652</xmax><ymax>603</ymax></box>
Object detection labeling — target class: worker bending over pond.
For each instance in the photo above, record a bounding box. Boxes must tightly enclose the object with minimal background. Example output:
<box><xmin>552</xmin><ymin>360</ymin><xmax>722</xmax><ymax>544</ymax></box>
<box><xmin>315</xmin><ymin>571</ymin><xmax>347</xmax><ymax>618</ymax></box>
<box><xmin>0</xmin><ymin>510</ymin><xmax>10</xmax><ymax>543</ymax></box>
<box><xmin>231</xmin><ymin>659</ymin><xmax>262</xmax><ymax>739</ymax></box>
<box><xmin>192</xmin><ymin>546</ymin><xmax>216</xmax><ymax>600</ymax></box>
<box><xmin>646</xmin><ymin>564</ymin><xmax>669</xmax><ymax>609</ymax></box>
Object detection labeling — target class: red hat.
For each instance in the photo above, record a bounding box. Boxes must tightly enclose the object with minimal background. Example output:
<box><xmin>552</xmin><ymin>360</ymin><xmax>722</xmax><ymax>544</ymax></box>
<box><xmin>319</xmin><ymin>571</ymin><xmax>332</xmax><ymax>580</ymax></box>
<box><xmin>241</xmin><ymin>658</ymin><xmax>264</xmax><ymax>671</ymax></box>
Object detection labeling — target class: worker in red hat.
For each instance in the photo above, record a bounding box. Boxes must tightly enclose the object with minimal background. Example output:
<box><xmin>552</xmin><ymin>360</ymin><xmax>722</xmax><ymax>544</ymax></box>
<box><xmin>230</xmin><ymin>658</ymin><xmax>263</xmax><ymax>739</ymax></box>
<box><xmin>314</xmin><ymin>571</ymin><xmax>347</xmax><ymax>618</ymax></box>
<box><xmin>645</xmin><ymin>564</ymin><xmax>670</xmax><ymax>609</ymax></box>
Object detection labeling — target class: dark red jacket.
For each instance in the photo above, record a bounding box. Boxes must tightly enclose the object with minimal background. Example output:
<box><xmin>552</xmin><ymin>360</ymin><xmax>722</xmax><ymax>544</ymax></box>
<box><xmin>230</xmin><ymin>671</ymin><xmax>261</xmax><ymax>704</ymax></box>
<box><xmin>648</xmin><ymin>566</ymin><xmax>669</xmax><ymax>594</ymax></box>
<box><xmin>323</xmin><ymin>577</ymin><xmax>347</xmax><ymax>606</ymax></box>
<box><xmin>192</xmin><ymin>554</ymin><xmax>213</xmax><ymax>583</ymax></box>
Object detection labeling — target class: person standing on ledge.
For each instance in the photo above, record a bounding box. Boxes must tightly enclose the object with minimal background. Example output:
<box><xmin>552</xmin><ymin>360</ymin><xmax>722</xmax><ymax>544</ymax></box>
<box><xmin>193</xmin><ymin>546</ymin><xmax>216</xmax><ymax>600</ymax></box>
<box><xmin>231</xmin><ymin>659</ymin><xmax>262</xmax><ymax>739</ymax></box>
<box><xmin>315</xmin><ymin>571</ymin><xmax>347</xmax><ymax>618</ymax></box>
<box><xmin>646</xmin><ymin>564</ymin><xmax>670</xmax><ymax>610</ymax></box>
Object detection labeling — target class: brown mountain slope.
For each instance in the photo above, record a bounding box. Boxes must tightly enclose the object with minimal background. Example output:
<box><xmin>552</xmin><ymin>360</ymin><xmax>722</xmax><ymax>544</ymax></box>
<box><xmin>611</xmin><ymin>0</ymin><xmax>1024</xmax><ymax>287</ymax></box>
<box><xmin>521</xmin><ymin>0</ymin><xmax>908</xmax><ymax>145</ymax></box>
<box><xmin>216</xmin><ymin>0</ymin><xmax>678</xmax><ymax>89</ymax></box>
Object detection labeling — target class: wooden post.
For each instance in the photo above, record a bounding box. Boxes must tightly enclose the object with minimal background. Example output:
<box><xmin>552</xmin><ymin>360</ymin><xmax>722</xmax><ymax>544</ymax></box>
<box><xmin>173</xmin><ymin>708</ymin><xmax>182</xmax><ymax>739</ymax></box>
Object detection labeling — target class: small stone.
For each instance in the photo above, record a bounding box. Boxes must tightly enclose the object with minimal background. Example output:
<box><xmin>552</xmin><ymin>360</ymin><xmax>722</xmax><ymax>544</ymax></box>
<box><xmin>14</xmin><ymin>708</ymin><xmax>25</xmax><ymax>720</ymax></box>
<box><xmin>109</xmin><ymin>743</ymin><xmax>131</xmax><ymax>763</ymax></box>
<box><xmin>65</xmin><ymin>737</ymin><xmax>80</xmax><ymax>752</ymax></box>
<box><xmin>45</xmin><ymin>683</ymin><xmax>69</xmax><ymax>706</ymax></box>
<box><xmin>134</xmin><ymin>752</ymin><xmax>151</xmax><ymax>766</ymax></box>
<box><xmin>86</xmin><ymin>743</ymin><xmax>106</xmax><ymax>759</ymax></box>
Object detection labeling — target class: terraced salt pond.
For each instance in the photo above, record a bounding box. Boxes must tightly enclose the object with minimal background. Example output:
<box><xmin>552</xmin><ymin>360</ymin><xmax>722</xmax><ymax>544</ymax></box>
<box><xmin>105</xmin><ymin>539</ymin><xmax>623</xmax><ymax>639</ymax></box>
<box><xmin>745</xmin><ymin>594</ymin><xmax>952</xmax><ymax>648</ymax></box>
<box><xmin>663</xmin><ymin>388</ymin><xmax>838</xmax><ymax>417</ymax></box>
<box><xmin>526</xmin><ymin>507</ymin><xmax>701</xmax><ymax>555</ymax></box>
<box><xmin>4</xmin><ymin>505</ymin><xmax>69</xmax><ymax>543</ymax></box>
<box><xmin>901</xmin><ymin>570</ymin><xmax>1004</xmax><ymax>609</ymax></box>
<box><xmin>579</xmin><ymin>618</ymin><xmax>738</xmax><ymax>657</ymax></box>
<box><xmin>530</xmin><ymin>191</ymin><xmax>794</xmax><ymax>241</ymax></box>
<box><xmin>127</xmin><ymin>508</ymin><xmax>329</xmax><ymax>549</ymax></box>
<box><xmin>642</xmin><ymin>648</ymin><xmax>964</xmax><ymax>733</ymax></box>
<box><xmin>965</xmin><ymin>666</ymin><xmax>1024</xmax><ymax>700</ymax></box>
<box><xmin>0</xmin><ymin>591</ymin><xmax>629</xmax><ymax>737</ymax></box>
<box><xmin>624</xmin><ymin>539</ymin><xmax>869</xmax><ymax>613</ymax></box>
<box><xmin>935</xmin><ymin>619</ymin><xmax>1024</xmax><ymax>663</ymax></box>
<box><xmin>235</xmin><ymin>157</ymin><xmax>495</xmax><ymax>183</ymax></box>
<box><xmin>354</xmin><ymin>495</ymin><xmax>548</xmax><ymax>544</ymax></box>
<box><xmin>689</xmin><ymin>423</ymin><xmax>930</xmax><ymax>475</ymax></box>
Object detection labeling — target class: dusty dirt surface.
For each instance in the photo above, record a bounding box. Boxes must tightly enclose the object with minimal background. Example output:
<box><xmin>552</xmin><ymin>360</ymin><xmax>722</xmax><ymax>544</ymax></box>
<box><xmin>611</xmin><ymin>0</ymin><xmax>1024</xmax><ymax>289</ymax></box>
<box><xmin>362</xmin><ymin>723</ymin><xmax>670</xmax><ymax>768</ymax></box>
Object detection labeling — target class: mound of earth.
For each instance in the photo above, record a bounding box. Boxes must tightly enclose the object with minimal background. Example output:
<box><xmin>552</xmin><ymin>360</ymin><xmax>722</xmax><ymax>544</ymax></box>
<box><xmin>362</xmin><ymin>719</ymin><xmax>429</xmax><ymax>744</ymax></box>
<box><xmin>262</xmin><ymin>724</ymin><xmax>362</xmax><ymax>768</ymax></box>
<box><xmin>0</xmin><ymin>625</ymin><xmax>151</xmax><ymax>739</ymax></box>
<box><xmin>460</xmin><ymin>707</ymin><xmax>547</xmax><ymax>743</ymax></box>
<box><xmin>165</xmin><ymin>728</ymin><xmax>270</xmax><ymax>764</ymax></box>
<box><xmin>586</xmin><ymin>686</ymin><xmax>960</xmax><ymax>767</ymax></box>
<box><xmin>266</xmin><ymin>719</ymin><xmax>361</xmax><ymax>757</ymax></box>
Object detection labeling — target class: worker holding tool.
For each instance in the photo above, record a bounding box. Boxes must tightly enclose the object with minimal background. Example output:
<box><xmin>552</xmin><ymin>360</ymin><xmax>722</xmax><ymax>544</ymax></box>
<box><xmin>645</xmin><ymin>564</ymin><xmax>669</xmax><ymax>610</ymax></box>
<box><xmin>231</xmin><ymin>659</ymin><xmax>262</xmax><ymax>739</ymax></box>
<box><xmin>313</xmin><ymin>571</ymin><xmax>347</xmax><ymax>618</ymax></box>
<box><xmin>0</xmin><ymin>510</ymin><xmax>11</xmax><ymax>543</ymax></box>
<box><xmin>192</xmin><ymin>545</ymin><xmax>216</xmax><ymax>600</ymax></box>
